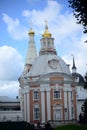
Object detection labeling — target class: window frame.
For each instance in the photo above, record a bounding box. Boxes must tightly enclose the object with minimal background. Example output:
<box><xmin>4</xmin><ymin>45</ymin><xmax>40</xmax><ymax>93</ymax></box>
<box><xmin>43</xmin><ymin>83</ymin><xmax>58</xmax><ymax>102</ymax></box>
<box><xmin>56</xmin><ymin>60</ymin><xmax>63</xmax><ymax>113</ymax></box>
<box><xmin>54</xmin><ymin>90</ymin><xmax>61</xmax><ymax>99</ymax></box>
<box><xmin>33</xmin><ymin>91</ymin><xmax>39</xmax><ymax>100</ymax></box>
<box><xmin>33</xmin><ymin>105</ymin><xmax>40</xmax><ymax>120</ymax></box>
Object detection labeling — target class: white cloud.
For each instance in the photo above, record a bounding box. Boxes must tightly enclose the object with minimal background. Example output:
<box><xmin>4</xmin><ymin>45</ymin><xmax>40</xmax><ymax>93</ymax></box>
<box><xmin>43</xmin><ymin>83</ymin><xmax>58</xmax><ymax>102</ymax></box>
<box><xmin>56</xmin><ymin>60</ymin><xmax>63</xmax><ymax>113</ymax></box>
<box><xmin>62</xmin><ymin>34</ymin><xmax>87</xmax><ymax>76</ymax></box>
<box><xmin>2</xmin><ymin>13</ymin><xmax>28</xmax><ymax>40</ymax></box>
<box><xmin>1</xmin><ymin>0</ymin><xmax>87</xmax><ymax>77</ymax></box>
<box><xmin>22</xmin><ymin>1</ymin><xmax>81</xmax><ymax>36</ymax></box>
<box><xmin>23</xmin><ymin>1</ymin><xmax>61</xmax><ymax>22</ymax></box>
<box><xmin>22</xmin><ymin>0</ymin><xmax>87</xmax><ymax>75</ymax></box>
<box><xmin>22</xmin><ymin>0</ymin><xmax>82</xmax><ymax>54</ymax></box>
<box><xmin>22</xmin><ymin>1</ymin><xmax>62</xmax><ymax>34</ymax></box>
<box><xmin>0</xmin><ymin>46</ymin><xmax>24</xmax><ymax>80</ymax></box>
<box><xmin>2</xmin><ymin>1</ymin><xmax>82</xmax><ymax>41</ymax></box>
<box><xmin>0</xmin><ymin>80</ymin><xmax>19</xmax><ymax>98</ymax></box>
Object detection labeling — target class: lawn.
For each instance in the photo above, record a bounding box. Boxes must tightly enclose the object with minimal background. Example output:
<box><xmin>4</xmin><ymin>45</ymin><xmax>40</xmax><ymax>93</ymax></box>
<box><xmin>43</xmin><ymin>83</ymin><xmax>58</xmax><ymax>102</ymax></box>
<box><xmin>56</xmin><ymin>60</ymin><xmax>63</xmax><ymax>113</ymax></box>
<box><xmin>54</xmin><ymin>124</ymin><xmax>87</xmax><ymax>130</ymax></box>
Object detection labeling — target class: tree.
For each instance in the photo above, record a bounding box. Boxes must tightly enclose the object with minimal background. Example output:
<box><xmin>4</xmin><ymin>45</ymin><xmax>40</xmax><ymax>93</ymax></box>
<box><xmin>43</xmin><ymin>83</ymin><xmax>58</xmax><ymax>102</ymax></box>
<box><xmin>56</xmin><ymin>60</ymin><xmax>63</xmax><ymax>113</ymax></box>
<box><xmin>84</xmin><ymin>73</ymin><xmax>87</xmax><ymax>89</ymax></box>
<box><xmin>68</xmin><ymin>0</ymin><xmax>87</xmax><ymax>33</ymax></box>
<box><xmin>81</xmin><ymin>98</ymin><xmax>87</xmax><ymax>123</ymax></box>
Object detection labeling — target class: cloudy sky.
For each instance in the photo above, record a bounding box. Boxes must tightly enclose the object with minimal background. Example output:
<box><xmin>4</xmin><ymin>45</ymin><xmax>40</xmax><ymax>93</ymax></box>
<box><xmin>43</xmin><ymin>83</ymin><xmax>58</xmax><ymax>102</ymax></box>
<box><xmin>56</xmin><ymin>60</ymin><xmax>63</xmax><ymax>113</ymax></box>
<box><xmin>0</xmin><ymin>0</ymin><xmax>87</xmax><ymax>98</ymax></box>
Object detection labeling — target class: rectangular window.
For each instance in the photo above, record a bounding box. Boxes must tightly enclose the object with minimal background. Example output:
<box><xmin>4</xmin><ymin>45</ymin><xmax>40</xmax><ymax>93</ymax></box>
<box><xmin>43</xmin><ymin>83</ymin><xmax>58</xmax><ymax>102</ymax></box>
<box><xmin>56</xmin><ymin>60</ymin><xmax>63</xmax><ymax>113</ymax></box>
<box><xmin>33</xmin><ymin>91</ymin><xmax>39</xmax><ymax>100</ymax></box>
<box><xmin>71</xmin><ymin>107</ymin><xmax>74</xmax><ymax>119</ymax></box>
<box><xmin>54</xmin><ymin>90</ymin><xmax>61</xmax><ymax>99</ymax></box>
<box><xmin>34</xmin><ymin>107</ymin><xmax>40</xmax><ymax>120</ymax></box>
<box><xmin>71</xmin><ymin>91</ymin><xmax>73</xmax><ymax>99</ymax></box>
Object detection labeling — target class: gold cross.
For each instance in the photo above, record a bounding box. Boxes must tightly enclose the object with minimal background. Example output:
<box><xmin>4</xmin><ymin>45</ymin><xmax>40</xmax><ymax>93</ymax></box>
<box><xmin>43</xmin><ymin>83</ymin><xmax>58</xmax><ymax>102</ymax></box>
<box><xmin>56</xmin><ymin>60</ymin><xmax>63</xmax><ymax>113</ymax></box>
<box><xmin>30</xmin><ymin>21</ymin><xmax>33</xmax><ymax>28</ymax></box>
<box><xmin>45</xmin><ymin>19</ymin><xmax>48</xmax><ymax>26</ymax></box>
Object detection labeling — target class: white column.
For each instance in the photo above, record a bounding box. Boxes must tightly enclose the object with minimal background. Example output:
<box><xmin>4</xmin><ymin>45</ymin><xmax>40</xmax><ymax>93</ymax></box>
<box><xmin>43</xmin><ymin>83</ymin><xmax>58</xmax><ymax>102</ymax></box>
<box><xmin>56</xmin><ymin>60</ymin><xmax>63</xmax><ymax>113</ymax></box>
<box><xmin>64</xmin><ymin>91</ymin><xmax>68</xmax><ymax>120</ymax></box>
<box><xmin>27</xmin><ymin>93</ymin><xmax>30</xmax><ymax>122</ymax></box>
<box><xmin>46</xmin><ymin>88</ymin><xmax>51</xmax><ymax>121</ymax></box>
<box><xmin>19</xmin><ymin>89</ymin><xmax>23</xmax><ymax>112</ymax></box>
<box><xmin>68</xmin><ymin>91</ymin><xmax>72</xmax><ymax>120</ymax></box>
<box><xmin>64</xmin><ymin>91</ymin><xmax>67</xmax><ymax>108</ymax></box>
<box><xmin>41</xmin><ymin>89</ymin><xmax>45</xmax><ymax>123</ymax></box>
<box><xmin>24</xmin><ymin>93</ymin><xmax>27</xmax><ymax>121</ymax></box>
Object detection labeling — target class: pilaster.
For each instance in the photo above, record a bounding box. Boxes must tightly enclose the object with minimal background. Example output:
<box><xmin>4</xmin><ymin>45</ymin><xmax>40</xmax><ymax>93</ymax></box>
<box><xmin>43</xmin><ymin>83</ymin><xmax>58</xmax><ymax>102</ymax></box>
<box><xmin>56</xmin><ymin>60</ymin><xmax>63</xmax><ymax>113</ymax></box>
<box><xmin>46</xmin><ymin>87</ymin><xmax>51</xmax><ymax>121</ymax></box>
<box><xmin>40</xmin><ymin>88</ymin><xmax>45</xmax><ymax>123</ymax></box>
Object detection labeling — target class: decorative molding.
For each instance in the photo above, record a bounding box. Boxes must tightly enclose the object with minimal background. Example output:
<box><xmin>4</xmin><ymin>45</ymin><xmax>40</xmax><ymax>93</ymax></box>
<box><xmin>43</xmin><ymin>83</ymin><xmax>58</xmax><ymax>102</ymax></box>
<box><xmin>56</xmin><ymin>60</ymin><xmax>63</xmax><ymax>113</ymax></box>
<box><xmin>48</xmin><ymin>59</ymin><xmax>59</xmax><ymax>69</ymax></box>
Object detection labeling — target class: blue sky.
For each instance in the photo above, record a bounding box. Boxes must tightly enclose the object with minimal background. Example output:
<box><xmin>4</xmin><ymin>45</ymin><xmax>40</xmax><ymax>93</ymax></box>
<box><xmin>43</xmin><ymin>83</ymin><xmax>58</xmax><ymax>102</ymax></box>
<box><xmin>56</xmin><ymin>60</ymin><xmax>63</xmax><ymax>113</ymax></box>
<box><xmin>0</xmin><ymin>0</ymin><xmax>87</xmax><ymax>98</ymax></box>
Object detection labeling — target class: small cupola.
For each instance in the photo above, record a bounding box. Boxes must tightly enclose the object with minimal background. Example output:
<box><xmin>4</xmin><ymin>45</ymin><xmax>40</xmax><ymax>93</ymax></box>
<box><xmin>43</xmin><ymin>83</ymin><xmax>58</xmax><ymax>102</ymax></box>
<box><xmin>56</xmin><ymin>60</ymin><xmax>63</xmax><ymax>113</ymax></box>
<box><xmin>42</xmin><ymin>23</ymin><xmax>52</xmax><ymax>38</ymax></box>
<box><xmin>28</xmin><ymin>28</ymin><xmax>35</xmax><ymax>35</ymax></box>
<box><xmin>39</xmin><ymin>21</ymin><xmax>57</xmax><ymax>55</ymax></box>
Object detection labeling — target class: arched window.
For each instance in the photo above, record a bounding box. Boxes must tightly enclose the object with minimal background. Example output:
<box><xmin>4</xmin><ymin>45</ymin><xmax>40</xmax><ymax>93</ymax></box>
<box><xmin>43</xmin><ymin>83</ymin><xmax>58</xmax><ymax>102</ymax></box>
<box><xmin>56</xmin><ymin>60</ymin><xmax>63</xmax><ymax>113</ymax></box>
<box><xmin>48</xmin><ymin>41</ymin><xmax>50</xmax><ymax>47</ymax></box>
<box><xmin>44</xmin><ymin>42</ymin><xmax>46</xmax><ymax>47</ymax></box>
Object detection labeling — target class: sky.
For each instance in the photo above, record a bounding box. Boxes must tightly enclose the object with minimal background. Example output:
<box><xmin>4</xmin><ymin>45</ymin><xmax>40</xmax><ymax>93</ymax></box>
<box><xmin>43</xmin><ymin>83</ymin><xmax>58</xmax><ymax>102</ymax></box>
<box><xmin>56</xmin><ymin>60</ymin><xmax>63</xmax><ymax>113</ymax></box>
<box><xmin>0</xmin><ymin>0</ymin><xmax>87</xmax><ymax>98</ymax></box>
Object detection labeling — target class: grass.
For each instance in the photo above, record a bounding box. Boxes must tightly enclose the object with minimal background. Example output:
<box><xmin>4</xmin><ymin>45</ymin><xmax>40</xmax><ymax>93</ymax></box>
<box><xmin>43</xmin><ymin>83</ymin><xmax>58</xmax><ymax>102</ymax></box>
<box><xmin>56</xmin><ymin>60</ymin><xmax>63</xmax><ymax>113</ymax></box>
<box><xmin>54</xmin><ymin>124</ymin><xmax>87</xmax><ymax>130</ymax></box>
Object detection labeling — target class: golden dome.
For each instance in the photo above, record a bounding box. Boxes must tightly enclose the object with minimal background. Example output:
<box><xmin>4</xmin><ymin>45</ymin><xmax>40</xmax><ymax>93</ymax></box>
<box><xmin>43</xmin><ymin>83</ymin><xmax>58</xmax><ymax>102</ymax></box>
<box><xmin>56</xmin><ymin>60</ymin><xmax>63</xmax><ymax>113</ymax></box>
<box><xmin>42</xmin><ymin>24</ymin><xmax>52</xmax><ymax>37</ymax></box>
<box><xmin>28</xmin><ymin>28</ymin><xmax>35</xmax><ymax>35</ymax></box>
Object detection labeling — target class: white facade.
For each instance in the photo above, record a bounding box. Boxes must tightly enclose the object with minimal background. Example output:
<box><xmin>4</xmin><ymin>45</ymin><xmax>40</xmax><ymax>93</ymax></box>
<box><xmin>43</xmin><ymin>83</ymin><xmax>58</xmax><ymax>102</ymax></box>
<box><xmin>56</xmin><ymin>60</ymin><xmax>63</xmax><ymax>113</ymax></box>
<box><xmin>19</xmin><ymin>24</ymin><xmax>77</xmax><ymax>124</ymax></box>
<box><xmin>0</xmin><ymin>96</ymin><xmax>23</xmax><ymax>122</ymax></box>
<box><xmin>0</xmin><ymin>111</ymin><xmax>23</xmax><ymax>122</ymax></box>
<box><xmin>0</xmin><ymin>25</ymin><xmax>87</xmax><ymax>123</ymax></box>
<box><xmin>76</xmin><ymin>86</ymin><xmax>87</xmax><ymax>120</ymax></box>
<box><xmin>0</xmin><ymin>24</ymin><xmax>86</xmax><ymax>124</ymax></box>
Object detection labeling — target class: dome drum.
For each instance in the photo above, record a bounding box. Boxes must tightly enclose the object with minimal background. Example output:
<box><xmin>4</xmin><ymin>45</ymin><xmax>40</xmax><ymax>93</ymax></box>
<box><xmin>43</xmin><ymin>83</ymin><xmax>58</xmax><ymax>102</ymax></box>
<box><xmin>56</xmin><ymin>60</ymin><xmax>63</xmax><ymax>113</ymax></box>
<box><xmin>39</xmin><ymin>48</ymin><xmax>57</xmax><ymax>55</ymax></box>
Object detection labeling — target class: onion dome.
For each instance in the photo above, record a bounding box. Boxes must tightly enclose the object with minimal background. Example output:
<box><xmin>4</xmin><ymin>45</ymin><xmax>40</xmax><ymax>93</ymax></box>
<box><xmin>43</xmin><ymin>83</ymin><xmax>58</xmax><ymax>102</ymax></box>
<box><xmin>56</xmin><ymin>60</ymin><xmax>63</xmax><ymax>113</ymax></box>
<box><xmin>28</xmin><ymin>28</ymin><xmax>35</xmax><ymax>35</ymax></box>
<box><xmin>42</xmin><ymin>23</ymin><xmax>52</xmax><ymax>37</ymax></box>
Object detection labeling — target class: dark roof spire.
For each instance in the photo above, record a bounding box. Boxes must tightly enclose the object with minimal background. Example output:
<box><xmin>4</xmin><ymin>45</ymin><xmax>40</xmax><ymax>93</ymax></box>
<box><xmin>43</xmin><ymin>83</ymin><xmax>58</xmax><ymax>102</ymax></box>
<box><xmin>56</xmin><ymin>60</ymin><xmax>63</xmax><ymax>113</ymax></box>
<box><xmin>72</xmin><ymin>55</ymin><xmax>76</xmax><ymax>70</ymax></box>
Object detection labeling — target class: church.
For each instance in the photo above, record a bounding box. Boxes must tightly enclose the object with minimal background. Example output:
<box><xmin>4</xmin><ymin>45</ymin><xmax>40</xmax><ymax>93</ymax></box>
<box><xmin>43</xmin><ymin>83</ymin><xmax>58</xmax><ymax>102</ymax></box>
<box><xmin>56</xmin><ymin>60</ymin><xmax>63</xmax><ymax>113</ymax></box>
<box><xmin>18</xmin><ymin>23</ymin><xmax>78</xmax><ymax>124</ymax></box>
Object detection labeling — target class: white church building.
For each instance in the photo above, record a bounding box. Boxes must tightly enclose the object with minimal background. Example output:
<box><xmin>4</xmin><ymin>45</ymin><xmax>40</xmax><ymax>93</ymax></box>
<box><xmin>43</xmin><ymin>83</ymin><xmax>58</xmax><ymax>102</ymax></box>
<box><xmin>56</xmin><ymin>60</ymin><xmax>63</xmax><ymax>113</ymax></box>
<box><xmin>19</xmin><ymin>23</ymin><xmax>78</xmax><ymax>124</ymax></box>
<box><xmin>0</xmin><ymin>23</ymin><xmax>87</xmax><ymax>123</ymax></box>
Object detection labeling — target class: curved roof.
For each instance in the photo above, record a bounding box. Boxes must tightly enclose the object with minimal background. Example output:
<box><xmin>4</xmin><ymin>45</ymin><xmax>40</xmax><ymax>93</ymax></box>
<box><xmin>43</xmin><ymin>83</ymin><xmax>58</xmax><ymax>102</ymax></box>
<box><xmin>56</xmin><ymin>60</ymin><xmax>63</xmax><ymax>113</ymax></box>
<box><xmin>27</xmin><ymin>54</ymin><xmax>71</xmax><ymax>77</ymax></box>
<box><xmin>72</xmin><ymin>72</ymin><xmax>84</xmax><ymax>85</ymax></box>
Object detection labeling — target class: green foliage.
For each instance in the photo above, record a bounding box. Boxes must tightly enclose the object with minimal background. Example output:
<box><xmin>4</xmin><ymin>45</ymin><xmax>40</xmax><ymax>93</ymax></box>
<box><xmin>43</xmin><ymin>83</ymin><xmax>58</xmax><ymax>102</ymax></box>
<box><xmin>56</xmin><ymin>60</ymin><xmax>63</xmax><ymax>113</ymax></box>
<box><xmin>68</xmin><ymin>0</ymin><xmax>87</xmax><ymax>33</ymax></box>
<box><xmin>0</xmin><ymin>122</ymin><xmax>35</xmax><ymax>130</ymax></box>
<box><xmin>54</xmin><ymin>125</ymin><xmax>87</xmax><ymax>130</ymax></box>
<box><xmin>84</xmin><ymin>73</ymin><xmax>87</xmax><ymax>89</ymax></box>
<box><xmin>79</xmin><ymin>98</ymin><xmax>87</xmax><ymax>124</ymax></box>
<box><xmin>81</xmin><ymin>99</ymin><xmax>87</xmax><ymax>117</ymax></box>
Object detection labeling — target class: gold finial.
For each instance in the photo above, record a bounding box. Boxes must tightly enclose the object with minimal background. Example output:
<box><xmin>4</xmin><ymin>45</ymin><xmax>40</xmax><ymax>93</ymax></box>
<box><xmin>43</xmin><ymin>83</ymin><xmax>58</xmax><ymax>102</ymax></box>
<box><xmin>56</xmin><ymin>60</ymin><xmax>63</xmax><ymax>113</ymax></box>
<box><xmin>28</xmin><ymin>21</ymin><xmax>35</xmax><ymax>35</ymax></box>
<box><xmin>42</xmin><ymin>20</ymin><xmax>52</xmax><ymax>37</ymax></box>
<box><xmin>45</xmin><ymin>19</ymin><xmax>48</xmax><ymax>30</ymax></box>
